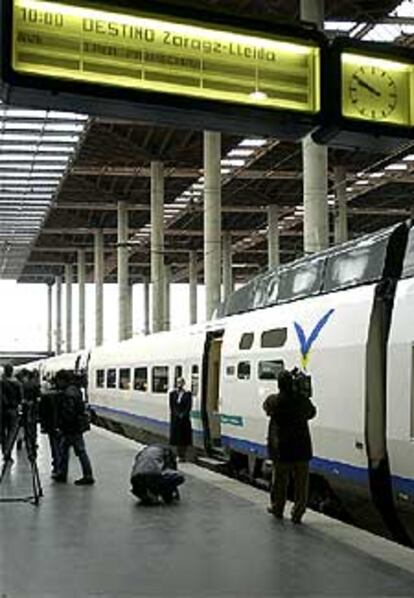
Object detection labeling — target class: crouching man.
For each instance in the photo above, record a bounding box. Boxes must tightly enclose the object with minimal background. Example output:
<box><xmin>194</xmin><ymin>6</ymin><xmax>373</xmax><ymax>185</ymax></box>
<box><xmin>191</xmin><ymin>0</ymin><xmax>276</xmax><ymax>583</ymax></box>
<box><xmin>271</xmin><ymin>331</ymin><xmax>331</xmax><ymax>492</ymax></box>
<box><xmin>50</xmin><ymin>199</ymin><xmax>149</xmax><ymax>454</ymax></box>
<box><xmin>130</xmin><ymin>444</ymin><xmax>184</xmax><ymax>505</ymax></box>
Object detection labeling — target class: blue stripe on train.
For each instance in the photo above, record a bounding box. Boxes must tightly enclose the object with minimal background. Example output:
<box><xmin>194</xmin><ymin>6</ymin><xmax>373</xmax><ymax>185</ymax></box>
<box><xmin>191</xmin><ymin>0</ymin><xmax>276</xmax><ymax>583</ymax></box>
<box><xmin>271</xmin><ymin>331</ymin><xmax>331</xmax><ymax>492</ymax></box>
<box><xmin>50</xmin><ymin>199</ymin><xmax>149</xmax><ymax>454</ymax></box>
<box><xmin>91</xmin><ymin>404</ymin><xmax>414</xmax><ymax>497</ymax></box>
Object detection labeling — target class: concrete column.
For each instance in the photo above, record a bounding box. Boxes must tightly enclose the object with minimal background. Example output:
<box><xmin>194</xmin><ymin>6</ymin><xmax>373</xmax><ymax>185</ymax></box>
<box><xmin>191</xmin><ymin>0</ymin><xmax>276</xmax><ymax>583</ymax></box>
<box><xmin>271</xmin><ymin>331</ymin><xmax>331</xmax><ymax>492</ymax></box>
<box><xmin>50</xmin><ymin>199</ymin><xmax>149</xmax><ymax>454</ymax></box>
<box><xmin>77</xmin><ymin>249</ymin><xmax>86</xmax><ymax>350</ymax></box>
<box><xmin>47</xmin><ymin>282</ymin><xmax>52</xmax><ymax>353</ymax></box>
<box><xmin>126</xmin><ymin>283</ymin><xmax>133</xmax><ymax>339</ymax></box>
<box><xmin>55</xmin><ymin>275</ymin><xmax>62</xmax><ymax>355</ymax></box>
<box><xmin>151</xmin><ymin>161</ymin><xmax>165</xmax><ymax>333</ymax></box>
<box><xmin>118</xmin><ymin>200</ymin><xmax>129</xmax><ymax>342</ymax></box>
<box><xmin>65</xmin><ymin>263</ymin><xmax>72</xmax><ymax>353</ymax></box>
<box><xmin>222</xmin><ymin>232</ymin><xmax>233</xmax><ymax>301</ymax></box>
<box><xmin>143</xmin><ymin>278</ymin><xmax>150</xmax><ymax>335</ymax></box>
<box><xmin>164</xmin><ymin>265</ymin><xmax>171</xmax><ymax>331</ymax></box>
<box><xmin>334</xmin><ymin>166</ymin><xmax>348</xmax><ymax>245</ymax></box>
<box><xmin>301</xmin><ymin>0</ymin><xmax>328</xmax><ymax>255</ymax></box>
<box><xmin>204</xmin><ymin>131</ymin><xmax>221</xmax><ymax>320</ymax></box>
<box><xmin>189</xmin><ymin>251</ymin><xmax>198</xmax><ymax>325</ymax></box>
<box><xmin>94</xmin><ymin>230</ymin><xmax>104</xmax><ymax>346</ymax></box>
<box><xmin>267</xmin><ymin>205</ymin><xmax>280</xmax><ymax>269</ymax></box>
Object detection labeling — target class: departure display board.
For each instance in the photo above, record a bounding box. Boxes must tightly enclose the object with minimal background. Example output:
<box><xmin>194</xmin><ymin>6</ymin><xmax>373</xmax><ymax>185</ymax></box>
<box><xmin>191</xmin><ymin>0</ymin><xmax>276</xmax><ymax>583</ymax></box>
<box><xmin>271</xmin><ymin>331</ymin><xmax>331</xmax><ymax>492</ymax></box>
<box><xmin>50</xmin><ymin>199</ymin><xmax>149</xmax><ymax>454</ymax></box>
<box><xmin>341</xmin><ymin>51</ymin><xmax>413</xmax><ymax>127</ymax></box>
<box><xmin>11</xmin><ymin>0</ymin><xmax>320</xmax><ymax>114</ymax></box>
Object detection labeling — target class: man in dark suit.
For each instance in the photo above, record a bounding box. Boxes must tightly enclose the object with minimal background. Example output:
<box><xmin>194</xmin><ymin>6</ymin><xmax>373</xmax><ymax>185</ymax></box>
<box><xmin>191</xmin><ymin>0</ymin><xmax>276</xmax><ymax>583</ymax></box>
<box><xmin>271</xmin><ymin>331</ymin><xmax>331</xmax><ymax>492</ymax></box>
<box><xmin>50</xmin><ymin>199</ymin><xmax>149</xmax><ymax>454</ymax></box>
<box><xmin>169</xmin><ymin>377</ymin><xmax>193</xmax><ymax>462</ymax></box>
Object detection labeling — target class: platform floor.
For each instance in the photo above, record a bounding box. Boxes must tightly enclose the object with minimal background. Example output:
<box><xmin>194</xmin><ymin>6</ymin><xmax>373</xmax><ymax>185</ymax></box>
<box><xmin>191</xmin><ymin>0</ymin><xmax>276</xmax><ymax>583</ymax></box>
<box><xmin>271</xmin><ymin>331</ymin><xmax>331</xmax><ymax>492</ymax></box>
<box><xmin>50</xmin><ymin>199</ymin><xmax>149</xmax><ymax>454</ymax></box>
<box><xmin>0</xmin><ymin>427</ymin><xmax>414</xmax><ymax>597</ymax></box>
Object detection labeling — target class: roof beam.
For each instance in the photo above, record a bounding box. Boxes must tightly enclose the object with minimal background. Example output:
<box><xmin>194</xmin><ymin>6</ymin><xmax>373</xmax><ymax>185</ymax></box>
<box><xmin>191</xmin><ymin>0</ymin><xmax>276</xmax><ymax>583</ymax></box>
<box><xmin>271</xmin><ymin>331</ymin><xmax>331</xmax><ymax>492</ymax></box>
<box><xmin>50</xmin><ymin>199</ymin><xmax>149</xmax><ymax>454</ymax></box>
<box><xmin>70</xmin><ymin>166</ymin><xmax>303</xmax><ymax>180</ymax></box>
<box><xmin>41</xmin><ymin>227</ymin><xmax>300</xmax><ymax>237</ymax></box>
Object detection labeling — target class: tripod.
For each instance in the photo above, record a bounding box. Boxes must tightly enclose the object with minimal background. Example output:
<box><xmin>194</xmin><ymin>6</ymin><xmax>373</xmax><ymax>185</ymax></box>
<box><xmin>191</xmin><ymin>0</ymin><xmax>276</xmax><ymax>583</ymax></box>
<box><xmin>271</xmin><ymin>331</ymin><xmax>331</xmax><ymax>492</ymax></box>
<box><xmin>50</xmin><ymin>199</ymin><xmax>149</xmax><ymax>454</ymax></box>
<box><xmin>0</xmin><ymin>402</ymin><xmax>43</xmax><ymax>505</ymax></box>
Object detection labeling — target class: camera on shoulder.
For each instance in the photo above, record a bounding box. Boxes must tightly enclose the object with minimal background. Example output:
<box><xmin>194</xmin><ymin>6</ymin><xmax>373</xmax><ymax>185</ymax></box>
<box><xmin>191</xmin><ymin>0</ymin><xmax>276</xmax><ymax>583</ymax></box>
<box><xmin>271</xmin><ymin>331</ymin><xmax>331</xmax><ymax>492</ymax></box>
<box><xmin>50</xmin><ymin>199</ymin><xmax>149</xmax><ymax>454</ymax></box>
<box><xmin>290</xmin><ymin>367</ymin><xmax>312</xmax><ymax>400</ymax></box>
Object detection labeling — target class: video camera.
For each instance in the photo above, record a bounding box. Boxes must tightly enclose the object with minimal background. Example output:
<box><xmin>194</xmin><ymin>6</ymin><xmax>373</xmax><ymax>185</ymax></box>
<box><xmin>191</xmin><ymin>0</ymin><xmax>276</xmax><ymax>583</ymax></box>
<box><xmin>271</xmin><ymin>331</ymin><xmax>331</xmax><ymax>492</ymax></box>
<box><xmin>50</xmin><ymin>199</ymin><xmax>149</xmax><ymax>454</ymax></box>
<box><xmin>290</xmin><ymin>367</ymin><xmax>312</xmax><ymax>400</ymax></box>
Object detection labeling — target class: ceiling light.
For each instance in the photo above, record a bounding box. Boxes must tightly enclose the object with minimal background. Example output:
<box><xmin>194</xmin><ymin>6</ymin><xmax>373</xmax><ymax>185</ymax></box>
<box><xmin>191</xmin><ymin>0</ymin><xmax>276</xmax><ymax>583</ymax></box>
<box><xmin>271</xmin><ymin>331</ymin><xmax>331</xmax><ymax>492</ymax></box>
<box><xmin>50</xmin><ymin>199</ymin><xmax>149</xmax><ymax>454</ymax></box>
<box><xmin>369</xmin><ymin>172</ymin><xmax>385</xmax><ymax>178</ymax></box>
<box><xmin>5</xmin><ymin>122</ymin><xmax>44</xmax><ymax>130</ymax></box>
<box><xmin>239</xmin><ymin>138</ymin><xmax>267</xmax><ymax>147</ymax></box>
<box><xmin>385</xmin><ymin>163</ymin><xmax>407</xmax><ymax>170</ymax></box>
<box><xmin>346</xmin><ymin>186</ymin><xmax>354</xmax><ymax>192</ymax></box>
<box><xmin>5</xmin><ymin>109</ymin><xmax>48</xmax><ymax>118</ymax></box>
<box><xmin>220</xmin><ymin>168</ymin><xmax>231</xmax><ymax>174</ymax></box>
<box><xmin>47</xmin><ymin>111</ymin><xmax>88</xmax><ymax>120</ymax></box>
<box><xmin>221</xmin><ymin>159</ymin><xmax>246</xmax><ymax>167</ymax></box>
<box><xmin>355</xmin><ymin>180</ymin><xmax>369</xmax><ymax>185</ymax></box>
<box><xmin>45</xmin><ymin>124</ymin><xmax>85</xmax><ymax>132</ymax></box>
<box><xmin>249</xmin><ymin>91</ymin><xmax>268</xmax><ymax>101</ymax></box>
<box><xmin>228</xmin><ymin>149</ymin><xmax>255</xmax><ymax>157</ymax></box>
<box><xmin>403</xmin><ymin>154</ymin><xmax>414</xmax><ymax>161</ymax></box>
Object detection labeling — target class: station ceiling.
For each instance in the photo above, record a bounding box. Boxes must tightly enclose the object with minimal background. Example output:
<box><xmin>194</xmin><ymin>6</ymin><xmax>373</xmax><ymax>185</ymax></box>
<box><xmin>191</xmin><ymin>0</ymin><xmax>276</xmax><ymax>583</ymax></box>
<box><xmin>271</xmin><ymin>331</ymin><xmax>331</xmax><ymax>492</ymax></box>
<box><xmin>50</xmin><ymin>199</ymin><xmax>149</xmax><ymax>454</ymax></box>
<box><xmin>2</xmin><ymin>0</ymin><xmax>414</xmax><ymax>285</ymax></box>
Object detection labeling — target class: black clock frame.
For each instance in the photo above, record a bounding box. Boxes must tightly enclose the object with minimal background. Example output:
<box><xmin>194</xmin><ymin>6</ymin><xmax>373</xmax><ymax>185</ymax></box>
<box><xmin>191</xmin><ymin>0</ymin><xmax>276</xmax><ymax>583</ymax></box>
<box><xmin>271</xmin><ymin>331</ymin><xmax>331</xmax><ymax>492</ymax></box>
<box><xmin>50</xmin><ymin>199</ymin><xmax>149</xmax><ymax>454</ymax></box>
<box><xmin>313</xmin><ymin>37</ymin><xmax>414</xmax><ymax>152</ymax></box>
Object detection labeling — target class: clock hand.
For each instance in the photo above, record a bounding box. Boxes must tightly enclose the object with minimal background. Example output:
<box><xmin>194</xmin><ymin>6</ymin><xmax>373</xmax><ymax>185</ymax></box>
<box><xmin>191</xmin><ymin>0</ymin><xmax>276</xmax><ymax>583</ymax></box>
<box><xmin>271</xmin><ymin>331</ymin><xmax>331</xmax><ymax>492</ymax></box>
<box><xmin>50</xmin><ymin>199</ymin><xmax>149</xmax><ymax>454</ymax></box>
<box><xmin>354</xmin><ymin>75</ymin><xmax>381</xmax><ymax>97</ymax></box>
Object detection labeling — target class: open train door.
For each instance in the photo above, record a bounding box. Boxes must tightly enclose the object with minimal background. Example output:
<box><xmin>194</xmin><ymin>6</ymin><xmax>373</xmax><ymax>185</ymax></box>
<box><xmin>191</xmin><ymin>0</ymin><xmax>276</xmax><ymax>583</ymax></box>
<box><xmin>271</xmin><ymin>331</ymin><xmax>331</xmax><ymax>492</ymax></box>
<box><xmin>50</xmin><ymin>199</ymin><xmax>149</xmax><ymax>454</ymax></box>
<box><xmin>201</xmin><ymin>329</ymin><xmax>224</xmax><ymax>452</ymax></box>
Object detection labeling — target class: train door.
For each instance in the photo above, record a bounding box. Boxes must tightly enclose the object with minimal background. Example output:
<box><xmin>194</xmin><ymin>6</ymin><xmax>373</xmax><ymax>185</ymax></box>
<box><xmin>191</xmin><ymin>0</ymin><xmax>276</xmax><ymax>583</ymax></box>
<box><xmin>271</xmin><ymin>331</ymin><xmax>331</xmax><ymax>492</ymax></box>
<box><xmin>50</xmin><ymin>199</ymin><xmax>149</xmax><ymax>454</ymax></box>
<box><xmin>202</xmin><ymin>330</ymin><xmax>224</xmax><ymax>451</ymax></box>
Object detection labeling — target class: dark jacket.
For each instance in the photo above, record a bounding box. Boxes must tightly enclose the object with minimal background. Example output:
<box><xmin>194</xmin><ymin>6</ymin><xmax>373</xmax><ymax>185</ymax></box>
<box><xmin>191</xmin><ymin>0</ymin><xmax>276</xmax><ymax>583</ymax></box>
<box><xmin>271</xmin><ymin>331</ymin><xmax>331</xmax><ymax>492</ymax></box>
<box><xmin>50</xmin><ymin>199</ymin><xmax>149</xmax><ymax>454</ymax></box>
<box><xmin>57</xmin><ymin>384</ymin><xmax>88</xmax><ymax>435</ymax></box>
<box><xmin>39</xmin><ymin>390</ymin><xmax>59</xmax><ymax>434</ymax></box>
<box><xmin>1</xmin><ymin>376</ymin><xmax>23</xmax><ymax>412</ymax></box>
<box><xmin>169</xmin><ymin>389</ymin><xmax>193</xmax><ymax>447</ymax></box>
<box><xmin>263</xmin><ymin>391</ymin><xmax>316</xmax><ymax>462</ymax></box>
<box><xmin>130</xmin><ymin>445</ymin><xmax>177</xmax><ymax>481</ymax></box>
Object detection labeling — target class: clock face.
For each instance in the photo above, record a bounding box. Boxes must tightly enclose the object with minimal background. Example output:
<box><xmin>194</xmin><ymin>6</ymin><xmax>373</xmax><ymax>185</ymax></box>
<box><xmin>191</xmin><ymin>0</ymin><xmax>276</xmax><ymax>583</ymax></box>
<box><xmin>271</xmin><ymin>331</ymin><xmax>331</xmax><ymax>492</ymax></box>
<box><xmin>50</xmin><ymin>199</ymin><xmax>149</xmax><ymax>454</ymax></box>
<box><xmin>349</xmin><ymin>65</ymin><xmax>398</xmax><ymax>121</ymax></box>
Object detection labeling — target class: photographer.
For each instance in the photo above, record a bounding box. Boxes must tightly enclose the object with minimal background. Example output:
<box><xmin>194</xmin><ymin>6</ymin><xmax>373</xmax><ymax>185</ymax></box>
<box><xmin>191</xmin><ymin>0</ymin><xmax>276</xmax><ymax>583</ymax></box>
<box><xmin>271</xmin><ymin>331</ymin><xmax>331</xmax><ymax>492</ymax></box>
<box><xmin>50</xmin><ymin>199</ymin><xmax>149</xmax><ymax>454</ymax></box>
<box><xmin>39</xmin><ymin>375</ymin><xmax>61</xmax><ymax>477</ymax></box>
<box><xmin>1</xmin><ymin>364</ymin><xmax>23</xmax><ymax>461</ymax></box>
<box><xmin>263</xmin><ymin>368</ymin><xmax>316</xmax><ymax>524</ymax></box>
<box><xmin>53</xmin><ymin>370</ymin><xmax>94</xmax><ymax>486</ymax></box>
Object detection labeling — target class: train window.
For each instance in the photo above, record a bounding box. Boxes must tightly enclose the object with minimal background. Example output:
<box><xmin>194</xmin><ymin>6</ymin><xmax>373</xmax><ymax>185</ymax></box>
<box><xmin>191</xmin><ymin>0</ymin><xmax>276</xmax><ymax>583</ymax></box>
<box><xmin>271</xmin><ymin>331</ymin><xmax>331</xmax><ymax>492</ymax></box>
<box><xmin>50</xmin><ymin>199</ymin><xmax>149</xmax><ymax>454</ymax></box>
<box><xmin>106</xmin><ymin>368</ymin><xmax>116</xmax><ymax>389</ymax></box>
<box><xmin>226</xmin><ymin>365</ymin><xmax>235</xmax><ymax>376</ymax></box>
<box><xmin>258</xmin><ymin>360</ymin><xmax>284</xmax><ymax>380</ymax></box>
<box><xmin>239</xmin><ymin>333</ymin><xmax>254</xmax><ymax>350</ymax></box>
<box><xmin>191</xmin><ymin>364</ymin><xmax>199</xmax><ymax>396</ymax></box>
<box><xmin>134</xmin><ymin>367</ymin><xmax>148</xmax><ymax>392</ymax></box>
<box><xmin>237</xmin><ymin>362</ymin><xmax>251</xmax><ymax>380</ymax></box>
<box><xmin>152</xmin><ymin>366</ymin><xmax>169</xmax><ymax>393</ymax></box>
<box><xmin>174</xmin><ymin>365</ymin><xmax>183</xmax><ymax>386</ymax></box>
<box><xmin>96</xmin><ymin>370</ymin><xmax>105</xmax><ymax>388</ymax></box>
<box><xmin>261</xmin><ymin>328</ymin><xmax>287</xmax><ymax>348</ymax></box>
<box><xmin>278</xmin><ymin>260</ymin><xmax>324</xmax><ymax>302</ymax></box>
<box><xmin>119</xmin><ymin>368</ymin><xmax>131</xmax><ymax>390</ymax></box>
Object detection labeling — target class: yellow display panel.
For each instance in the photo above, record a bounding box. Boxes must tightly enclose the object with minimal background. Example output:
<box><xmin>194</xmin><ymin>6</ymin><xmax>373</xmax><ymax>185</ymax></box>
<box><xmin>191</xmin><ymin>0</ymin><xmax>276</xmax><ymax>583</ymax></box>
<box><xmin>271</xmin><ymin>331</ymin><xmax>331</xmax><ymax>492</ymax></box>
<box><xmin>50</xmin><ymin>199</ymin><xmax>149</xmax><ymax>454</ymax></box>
<box><xmin>342</xmin><ymin>52</ymin><xmax>414</xmax><ymax>127</ymax></box>
<box><xmin>12</xmin><ymin>0</ymin><xmax>320</xmax><ymax>113</ymax></box>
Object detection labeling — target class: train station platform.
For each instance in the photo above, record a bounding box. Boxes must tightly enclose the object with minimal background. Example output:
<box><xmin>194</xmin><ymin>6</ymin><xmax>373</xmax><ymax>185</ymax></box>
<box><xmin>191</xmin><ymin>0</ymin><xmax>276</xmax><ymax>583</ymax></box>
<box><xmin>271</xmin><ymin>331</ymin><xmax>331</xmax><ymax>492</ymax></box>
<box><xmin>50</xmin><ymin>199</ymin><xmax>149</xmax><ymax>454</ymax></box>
<box><xmin>1</xmin><ymin>427</ymin><xmax>414</xmax><ymax>597</ymax></box>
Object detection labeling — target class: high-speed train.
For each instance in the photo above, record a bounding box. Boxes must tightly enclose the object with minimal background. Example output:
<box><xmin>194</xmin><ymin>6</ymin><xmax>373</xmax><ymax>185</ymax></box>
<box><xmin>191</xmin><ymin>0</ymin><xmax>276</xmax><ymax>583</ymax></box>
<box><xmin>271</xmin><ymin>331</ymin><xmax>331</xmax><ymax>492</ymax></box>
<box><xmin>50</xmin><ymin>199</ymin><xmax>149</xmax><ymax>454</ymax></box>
<box><xmin>27</xmin><ymin>222</ymin><xmax>414</xmax><ymax>546</ymax></box>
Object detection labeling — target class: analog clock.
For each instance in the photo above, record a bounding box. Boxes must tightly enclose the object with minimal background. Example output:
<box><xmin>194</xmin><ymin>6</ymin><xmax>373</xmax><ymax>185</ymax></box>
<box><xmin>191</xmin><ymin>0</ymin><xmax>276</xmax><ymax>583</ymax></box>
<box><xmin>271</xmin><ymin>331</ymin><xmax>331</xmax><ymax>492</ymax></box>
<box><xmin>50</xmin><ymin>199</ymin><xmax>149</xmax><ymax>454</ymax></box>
<box><xmin>349</xmin><ymin>65</ymin><xmax>398</xmax><ymax>121</ymax></box>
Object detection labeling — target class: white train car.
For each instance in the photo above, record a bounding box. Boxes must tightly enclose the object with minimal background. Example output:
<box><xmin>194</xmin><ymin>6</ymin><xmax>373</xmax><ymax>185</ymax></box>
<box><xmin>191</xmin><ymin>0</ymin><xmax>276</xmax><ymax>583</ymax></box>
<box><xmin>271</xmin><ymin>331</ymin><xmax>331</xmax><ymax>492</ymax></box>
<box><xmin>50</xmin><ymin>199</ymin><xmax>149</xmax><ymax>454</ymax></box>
<box><xmin>27</xmin><ymin>222</ymin><xmax>414</xmax><ymax>546</ymax></box>
<box><xmin>89</xmin><ymin>327</ymin><xmax>206</xmax><ymax>443</ymax></box>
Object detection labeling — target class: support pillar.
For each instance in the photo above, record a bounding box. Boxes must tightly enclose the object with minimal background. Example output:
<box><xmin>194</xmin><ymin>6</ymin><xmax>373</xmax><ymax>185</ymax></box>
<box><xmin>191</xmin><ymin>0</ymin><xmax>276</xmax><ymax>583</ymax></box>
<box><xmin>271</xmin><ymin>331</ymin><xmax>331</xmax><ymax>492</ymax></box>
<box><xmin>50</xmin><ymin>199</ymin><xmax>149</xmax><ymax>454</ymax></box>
<box><xmin>267</xmin><ymin>205</ymin><xmax>280</xmax><ymax>269</ymax></box>
<box><xmin>189</xmin><ymin>251</ymin><xmax>197</xmax><ymax>325</ymax></box>
<box><xmin>65</xmin><ymin>263</ymin><xmax>72</xmax><ymax>353</ymax></box>
<box><xmin>78</xmin><ymin>249</ymin><xmax>86</xmax><ymax>350</ymax></box>
<box><xmin>164</xmin><ymin>265</ymin><xmax>170</xmax><ymax>331</ymax></box>
<box><xmin>55</xmin><ymin>275</ymin><xmax>62</xmax><ymax>355</ymax></box>
<box><xmin>151</xmin><ymin>161</ymin><xmax>165</xmax><ymax>333</ymax></box>
<box><xmin>126</xmin><ymin>283</ymin><xmax>133</xmax><ymax>339</ymax></box>
<box><xmin>222</xmin><ymin>232</ymin><xmax>233</xmax><ymax>301</ymax></box>
<box><xmin>334</xmin><ymin>166</ymin><xmax>348</xmax><ymax>245</ymax></box>
<box><xmin>47</xmin><ymin>282</ymin><xmax>52</xmax><ymax>353</ymax></box>
<box><xmin>204</xmin><ymin>131</ymin><xmax>221</xmax><ymax>320</ymax></box>
<box><xmin>301</xmin><ymin>0</ymin><xmax>328</xmax><ymax>255</ymax></box>
<box><xmin>94</xmin><ymin>230</ymin><xmax>104</xmax><ymax>346</ymax></box>
<box><xmin>118</xmin><ymin>200</ymin><xmax>129</xmax><ymax>342</ymax></box>
<box><xmin>143</xmin><ymin>278</ymin><xmax>150</xmax><ymax>335</ymax></box>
